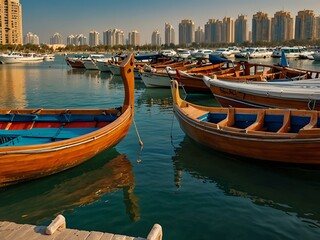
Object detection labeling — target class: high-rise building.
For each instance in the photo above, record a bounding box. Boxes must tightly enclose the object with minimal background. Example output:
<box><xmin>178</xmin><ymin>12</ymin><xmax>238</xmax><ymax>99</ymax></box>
<box><xmin>151</xmin><ymin>30</ymin><xmax>161</xmax><ymax>46</ymax></box>
<box><xmin>252</xmin><ymin>11</ymin><xmax>271</xmax><ymax>42</ymax></box>
<box><xmin>67</xmin><ymin>34</ymin><xmax>87</xmax><ymax>46</ymax></box>
<box><xmin>271</xmin><ymin>11</ymin><xmax>294</xmax><ymax>42</ymax></box>
<box><xmin>0</xmin><ymin>0</ymin><xmax>23</xmax><ymax>44</ymax></box>
<box><xmin>222</xmin><ymin>17</ymin><xmax>234</xmax><ymax>43</ymax></box>
<box><xmin>165</xmin><ymin>23</ymin><xmax>175</xmax><ymax>45</ymax></box>
<box><xmin>235</xmin><ymin>15</ymin><xmax>248</xmax><ymax>44</ymax></box>
<box><xmin>295</xmin><ymin>10</ymin><xmax>316</xmax><ymax>40</ymax></box>
<box><xmin>89</xmin><ymin>30</ymin><xmax>100</xmax><ymax>47</ymax></box>
<box><xmin>179</xmin><ymin>19</ymin><xmax>195</xmax><ymax>46</ymax></box>
<box><xmin>24</xmin><ymin>32</ymin><xmax>39</xmax><ymax>45</ymax></box>
<box><xmin>316</xmin><ymin>16</ymin><xmax>320</xmax><ymax>39</ymax></box>
<box><xmin>103</xmin><ymin>29</ymin><xmax>125</xmax><ymax>46</ymax></box>
<box><xmin>195</xmin><ymin>26</ymin><xmax>204</xmax><ymax>44</ymax></box>
<box><xmin>103</xmin><ymin>30</ymin><xmax>112</xmax><ymax>46</ymax></box>
<box><xmin>128</xmin><ymin>30</ymin><xmax>140</xmax><ymax>46</ymax></box>
<box><xmin>50</xmin><ymin>33</ymin><xmax>63</xmax><ymax>44</ymax></box>
<box><xmin>204</xmin><ymin>19</ymin><xmax>222</xmax><ymax>44</ymax></box>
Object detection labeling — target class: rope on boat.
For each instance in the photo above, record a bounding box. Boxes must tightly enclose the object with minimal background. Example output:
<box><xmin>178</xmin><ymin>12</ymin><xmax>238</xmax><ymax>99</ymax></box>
<box><xmin>133</xmin><ymin>117</ymin><xmax>143</xmax><ymax>147</ymax></box>
<box><xmin>308</xmin><ymin>99</ymin><xmax>316</xmax><ymax>110</ymax></box>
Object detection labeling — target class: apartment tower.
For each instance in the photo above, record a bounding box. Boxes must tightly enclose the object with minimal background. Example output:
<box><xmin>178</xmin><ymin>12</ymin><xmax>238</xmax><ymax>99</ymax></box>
<box><xmin>252</xmin><ymin>11</ymin><xmax>271</xmax><ymax>42</ymax></box>
<box><xmin>222</xmin><ymin>17</ymin><xmax>234</xmax><ymax>43</ymax></box>
<box><xmin>195</xmin><ymin>26</ymin><xmax>204</xmax><ymax>44</ymax></box>
<box><xmin>295</xmin><ymin>10</ymin><xmax>316</xmax><ymax>40</ymax></box>
<box><xmin>235</xmin><ymin>15</ymin><xmax>248</xmax><ymax>44</ymax></box>
<box><xmin>271</xmin><ymin>11</ymin><xmax>294</xmax><ymax>42</ymax></box>
<box><xmin>0</xmin><ymin>0</ymin><xmax>22</xmax><ymax>44</ymax></box>
<box><xmin>24</xmin><ymin>32</ymin><xmax>39</xmax><ymax>45</ymax></box>
<box><xmin>178</xmin><ymin>19</ymin><xmax>195</xmax><ymax>46</ymax></box>
<box><xmin>128</xmin><ymin>30</ymin><xmax>140</xmax><ymax>46</ymax></box>
<box><xmin>151</xmin><ymin>30</ymin><xmax>161</xmax><ymax>46</ymax></box>
<box><xmin>204</xmin><ymin>19</ymin><xmax>222</xmax><ymax>44</ymax></box>
<box><xmin>103</xmin><ymin>29</ymin><xmax>125</xmax><ymax>47</ymax></box>
<box><xmin>89</xmin><ymin>30</ymin><xmax>100</xmax><ymax>47</ymax></box>
<box><xmin>164</xmin><ymin>23</ymin><xmax>175</xmax><ymax>45</ymax></box>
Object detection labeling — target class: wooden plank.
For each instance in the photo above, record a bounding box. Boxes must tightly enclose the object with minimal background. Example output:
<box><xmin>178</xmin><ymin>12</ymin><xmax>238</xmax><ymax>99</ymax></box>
<box><xmin>85</xmin><ymin>231</ymin><xmax>104</xmax><ymax>240</ymax></box>
<box><xmin>99</xmin><ymin>232</ymin><xmax>115</xmax><ymax>240</ymax></box>
<box><xmin>6</xmin><ymin>224</ymin><xmax>35</xmax><ymax>240</ymax></box>
<box><xmin>111</xmin><ymin>235</ymin><xmax>127</xmax><ymax>240</ymax></box>
<box><xmin>1</xmin><ymin>222</ymin><xmax>24</xmax><ymax>239</ymax></box>
<box><xmin>66</xmin><ymin>229</ymin><xmax>91</xmax><ymax>240</ymax></box>
<box><xmin>0</xmin><ymin>222</ymin><xmax>147</xmax><ymax>240</ymax></box>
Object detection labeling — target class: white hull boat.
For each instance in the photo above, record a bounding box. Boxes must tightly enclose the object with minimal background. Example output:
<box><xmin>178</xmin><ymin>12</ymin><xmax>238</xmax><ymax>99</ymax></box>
<box><xmin>0</xmin><ymin>52</ymin><xmax>43</xmax><ymax>64</ymax></box>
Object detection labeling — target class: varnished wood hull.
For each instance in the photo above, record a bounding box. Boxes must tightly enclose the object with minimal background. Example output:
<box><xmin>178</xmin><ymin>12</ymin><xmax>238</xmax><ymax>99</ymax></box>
<box><xmin>205</xmin><ymin>78</ymin><xmax>320</xmax><ymax>110</ymax></box>
<box><xmin>65</xmin><ymin>58</ymin><xmax>85</xmax><ymax>68</ymax></box>
<box><xmin>0</xmin><ymin>54</ymin><xmax>135</xmax><ymax>187</ymax></box>
<box><xmin>171</xmin><ymin>80</ymin><xmax>320</xmax><ymax>164</ymax></box>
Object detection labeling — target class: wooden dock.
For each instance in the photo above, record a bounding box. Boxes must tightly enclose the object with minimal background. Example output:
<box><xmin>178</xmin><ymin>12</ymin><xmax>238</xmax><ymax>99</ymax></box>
<box><xmin>0</xmin><ymin>215</ymin><xmax>162</xmax><ymax>240</ymax></box>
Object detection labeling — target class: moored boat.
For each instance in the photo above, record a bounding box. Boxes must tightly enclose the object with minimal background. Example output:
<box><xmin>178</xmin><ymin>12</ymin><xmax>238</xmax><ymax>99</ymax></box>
<box><xmin>0</xmin><ymin>52</ymin><xmax>43</xmax><ymax>64</ymax></box>
<box><xmin>65</xmin><ymin>55</ymin><xmax>88</xmax><ymax>68</ymax></box>
<box><xmin>173</xmin><ymin>54</ymin><xmax>320</xmax><ymax>94</ymax></box>
<box><xmin>0</xmin><ymin>54</ymin><xmax>135</xmax><ymax>187</ymax></box>
<box><xmin>203</xmin><ymin>75</ymin><xmax>320</xmax><ymax>110</ymax></box>
<box><xmin>171</xmin><ymin>79</ymin><xmax>320</xmax><ymax>164</ymax></box>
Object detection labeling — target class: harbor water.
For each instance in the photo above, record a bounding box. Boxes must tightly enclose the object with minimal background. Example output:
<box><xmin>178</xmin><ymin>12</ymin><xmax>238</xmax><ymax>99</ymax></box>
<box><xmin>0</xmin><ymin>55</ymin><xmax>320</xmax><ymax>240</ymax></box>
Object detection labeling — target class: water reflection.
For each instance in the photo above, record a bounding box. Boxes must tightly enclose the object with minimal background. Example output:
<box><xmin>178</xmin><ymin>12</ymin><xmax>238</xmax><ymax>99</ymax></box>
<box><xmin>172</xmin><ymin>136</ymin><xmax>320</xmax><ymax>227</ymax></box>
<box><xmin>137</xmin><ymin>88</ymin><xmax>173</xmax><ymax>108</ymax></box>
<box><xmin>0</xmin><ymin>149</ymin><xmax>140</xmax><ymax>224</ymax></box>
<box><xmin>0</xmin><ymin>65</ymin><xmax>27</xmax><ymax>108</ymax></box>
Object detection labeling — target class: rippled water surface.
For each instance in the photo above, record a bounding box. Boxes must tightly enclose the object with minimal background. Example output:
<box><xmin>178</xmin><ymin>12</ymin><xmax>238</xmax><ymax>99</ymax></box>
<box><xmin>0</xmin><ymin>55</ymin><xmax>320</xmax><ymax>240</ymax></box>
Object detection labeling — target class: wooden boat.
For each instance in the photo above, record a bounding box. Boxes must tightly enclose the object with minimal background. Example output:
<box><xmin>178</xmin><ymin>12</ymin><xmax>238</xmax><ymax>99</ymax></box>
<box><xmin>65</xmin><ymin>55</ymin><xmax>89</xmax><ymax>68</ymax></box>
<box><xmin>171</xmin><ymin>79</ymin><xmax>320</xmax><ymax>164</ymax></box>
<box><xmin>174</xmin><ymin>57</ymin><xmax>320</xmax><ymax>94</ymax></box>
<box><xmin>0</xmin><ymin>54</ymin><xmax>135</xmax><ymax>187</ymax></box>
<box><xmin>203</xmin><ymin>75</ymin><xmax>320</xmax><ymax>110</ymax></box>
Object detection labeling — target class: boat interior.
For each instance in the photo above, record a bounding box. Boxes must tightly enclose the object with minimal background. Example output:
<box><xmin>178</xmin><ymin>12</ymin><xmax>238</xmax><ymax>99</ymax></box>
<box><xmin>0</xmin><ymin>109</ymin><xmax>120</xmax><ymax>146</ymax></box>
<box><xmin>197</xmin><ymin>108</ymin><xmax>320</xmax><ymax>135</ymax></box>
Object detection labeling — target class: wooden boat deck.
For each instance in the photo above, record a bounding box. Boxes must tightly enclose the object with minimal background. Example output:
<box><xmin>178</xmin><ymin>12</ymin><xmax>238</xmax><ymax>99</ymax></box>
<box><xmin>0</xmin><ymin>218</ymin><xmax>162</xmax><ymax>240</ymax></box>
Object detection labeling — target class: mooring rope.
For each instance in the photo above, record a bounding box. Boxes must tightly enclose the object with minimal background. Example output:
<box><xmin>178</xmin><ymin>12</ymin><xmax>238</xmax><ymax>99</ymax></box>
<box><xmin>133</xmin><ymin>117</ymin><xmax>143</xmax><ymax>147</ymax></box>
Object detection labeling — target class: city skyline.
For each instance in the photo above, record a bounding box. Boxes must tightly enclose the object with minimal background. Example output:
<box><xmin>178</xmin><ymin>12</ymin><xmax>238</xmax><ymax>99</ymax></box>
<box><xmin>20</xmin><ymin>0</ymin><xmax>319</xmax><ymax>44</ymax></box>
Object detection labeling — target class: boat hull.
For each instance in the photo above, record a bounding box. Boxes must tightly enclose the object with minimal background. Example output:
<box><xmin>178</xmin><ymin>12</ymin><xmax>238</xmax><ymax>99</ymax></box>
<box><xmin>0</xmin><ymin>110</ymin><xmax>132</xmax><ymax>186</ymax></box>
<box><xmin>0</xmin><ymin>54</ymin><xmax>135</xmax><ymax>187</ymax></box>
<box><xmin>171</xmin><ymin>80</ymin><xmax>320</xmax><ymax>164</ymax></box>
<box><xmin>206</xmin><ymin>78</ymin><xmax>320</xmax><ymax>110</ymax></box>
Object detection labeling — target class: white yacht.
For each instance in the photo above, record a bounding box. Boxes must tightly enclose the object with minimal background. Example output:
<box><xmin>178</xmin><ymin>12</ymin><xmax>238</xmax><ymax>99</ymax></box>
<box><xmin>272</xmin><ymin>47</ymin><xmax>303</xmax><ymax>58</ymax></box>
<box><xmin>245</xmin><ymin>48</ymin><xmax>273</xmax><ymax>58</ymax></box>
<box><xmin>82</xmin><ymin>54</ymin><xmax>111</xmax><ymax>70</ymax></box>
<box><xmin>0</xmin><ymin>52</ymin><xmax>44</xmax><ymax>64</ymax></box>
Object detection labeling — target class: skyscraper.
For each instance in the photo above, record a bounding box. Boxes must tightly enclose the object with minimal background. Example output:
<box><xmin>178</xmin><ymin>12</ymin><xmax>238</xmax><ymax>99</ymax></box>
<box><xmin>24</xmin><ymin>32</ymin><xmax>39</xmax><ymax>45</ymax></box>
<box><xmin>67</xmin><ymin>34</ymin><xmax>87</xmax><ymax>46</ymax></box>
<box><xmin>179</xmin><ymin>19</ymin><xmax>195</xmax><ymax>46</ymax></box>
<box><xmin>103</xmin><ymin>29</ymin><xmax>125</xmax><ymax>46</ymax></box>
<box><xmin>295</xmin><ymin>10</ymin><xmax>316</xmax><ymax>40</ymax></box>
<box><xmin>252</xmin><ymin>11</ymin><xmax>271</xmax><ymax>42</ymax></box>
<box><xmin>128</xmin><ymin>30</ymin><xmax>140</xmax><ymax>46</ymax></box>
<box><xmin>204</xmin><ymin>19</ymin><xmax>222</xmax><ymax>44</ymax></box>
<box><xmin>89</xmin><ymin>30</ymin><xmax>100</xmax><ymax>47</ymax></box>
<box><xmin>151</xmin><ymin>30</ymin><xmax>161</xmax><ymax>46</ymax></box>
<box><xmin>50</xmin><ymin>33</ymin><xmax>63</xmax><ymax>44</ymax></box>
<box><xmin>222</xmin><ymin>17</ymin><xmax>234</xmax><ymax>43</ymax></box>
<box><xmin>0</xmin><ymin>0</ymin><xmax>22</xmax><ymax>44</ymax></box>
<box><xmin>316</xmin><ymin>16</ymin><xmax>320</xmax><ymax>39</ymax></box>
<box><xmin>271</xmin><ymin>11</ymin><xmax>294</xmax><ymax>42</ymax></box>
<box><xmin>235</xmin><ymin>15</ymin><xmax>248</xmax><ymax>44</ymax></box>
<box><xmin>195</xmin><ymin>26</ymin><xmax>204</xmax><ymax>44</ymax></box>
<box><xmin>165</xmin><ymin>23</ymin><xmax>175</xmax><ymax>45</ymax></box>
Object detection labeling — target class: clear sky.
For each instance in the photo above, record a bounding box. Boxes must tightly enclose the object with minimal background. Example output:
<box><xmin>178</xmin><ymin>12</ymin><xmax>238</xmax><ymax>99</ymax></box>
<box><xmin>20</xmin><ymin>0</ymin><xmax>319</xmax><ymax>44</ymax></box>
